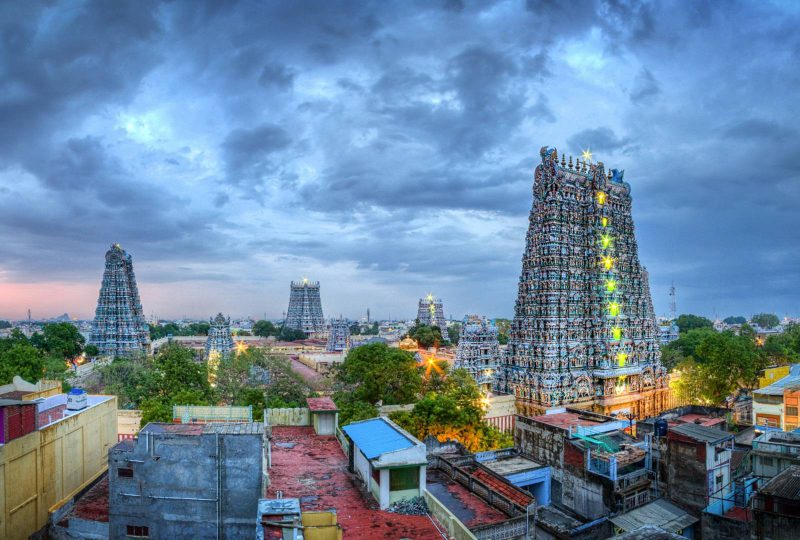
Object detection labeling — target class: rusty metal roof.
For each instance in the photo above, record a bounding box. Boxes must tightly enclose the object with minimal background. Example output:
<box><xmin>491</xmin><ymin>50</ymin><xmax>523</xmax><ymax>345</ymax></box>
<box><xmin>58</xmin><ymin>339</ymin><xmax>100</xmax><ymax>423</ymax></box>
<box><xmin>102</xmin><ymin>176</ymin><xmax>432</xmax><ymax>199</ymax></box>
<box><xmin>759</xmin><ymin>465</ymin><xmax>800</xmax><ymax>499</ymax></box>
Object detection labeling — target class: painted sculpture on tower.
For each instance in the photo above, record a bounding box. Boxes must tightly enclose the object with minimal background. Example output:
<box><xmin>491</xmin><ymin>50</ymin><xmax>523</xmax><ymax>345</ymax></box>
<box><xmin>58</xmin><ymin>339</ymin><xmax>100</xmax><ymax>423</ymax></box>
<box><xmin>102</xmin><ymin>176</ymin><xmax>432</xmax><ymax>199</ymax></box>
<box><xmin>416</xmin><ymin>294</ymin><xmax>447</xmax><ymax>339</ymax></box>
<box><xmin>455</xmin><ymin>315</ymin><xmax>500</xmax><ymax>391</ymax></box>
<box><xmin>285</xmin><ymin>278</ymin><xmax>325</xmax><ymax>337</ymax></box>
<box><xmin>89</xmin><ymin>244</ymin><xmax>150</xmax><ymax>357</ymax></box>
<box><xmin>494</xmin><ymin>147</ymin><xmax>668</xmax><ymax>418</ymax></box>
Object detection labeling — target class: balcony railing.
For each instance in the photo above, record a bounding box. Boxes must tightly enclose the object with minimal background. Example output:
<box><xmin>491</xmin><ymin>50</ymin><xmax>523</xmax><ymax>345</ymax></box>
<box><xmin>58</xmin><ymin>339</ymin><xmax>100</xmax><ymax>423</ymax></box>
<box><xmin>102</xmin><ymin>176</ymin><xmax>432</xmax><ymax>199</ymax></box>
<box><xmin>616</xmin><ymin>468</ymin><xmax>649</xmax><ymax>491</ymax></box>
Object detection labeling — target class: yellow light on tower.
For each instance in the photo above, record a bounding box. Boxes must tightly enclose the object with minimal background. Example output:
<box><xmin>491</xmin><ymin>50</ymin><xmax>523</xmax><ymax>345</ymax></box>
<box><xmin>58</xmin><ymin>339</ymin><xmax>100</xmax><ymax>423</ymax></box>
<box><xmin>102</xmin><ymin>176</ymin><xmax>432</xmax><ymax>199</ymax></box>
<box><xmin>582</xmin><ymin>149</ymin><xmax>593</xmax><ymax>163</ymax></box>
<box><xmin>601</xmin><ymin>217</ymin><xmax>609</xmax><ymax>227</ymax></box>
<box><xmin>606</xmin><ymin>279</ymin><xmax>617</xmax><ymax>292</ymax></box>
<box><xmin>612</xmin><ymin>327</ymin><xmax>622</xmax><ymax>340</ymax></box>
<box><xmin>236</xmin><ymin>341</ymin><xmax>247</xmax><ymax>354</ymax></box>
<box><xmin>617</xmin><ymin>352</ymin><xmax>628</xmax><ymax>366</ymax></box>
<box><xmin>608</xmin><ymin>302</ymin><xmax>620</xmax><ymax>316</ymax></box>
<box><xmin>602</xmin><ymin>256</ymin><xmax>614</xmax><ymax>270</ymax></box>
<box><xmin>601</xmin><ymin>235</ymin><xmax>612</xmax><ymax>249</ymax></box>
<box><xmin>597</xmin><ymin>191</ymin><xmax>607</xmax><ymax>205</ymax></box>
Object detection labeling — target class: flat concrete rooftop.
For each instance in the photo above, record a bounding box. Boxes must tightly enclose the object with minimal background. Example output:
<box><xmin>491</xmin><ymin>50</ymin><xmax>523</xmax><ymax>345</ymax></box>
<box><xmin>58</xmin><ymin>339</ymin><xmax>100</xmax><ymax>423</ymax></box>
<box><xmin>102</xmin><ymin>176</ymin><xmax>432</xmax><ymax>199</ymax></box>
<box><xmin>528</xmin><ymin>412</ymin><xmax>613</xmax><ymax>430</ymax></box>
<box><xmin>425</xmin><ymin>469</ymin><xmax>508</xmax><ymax>528</ymax></box>
<box><xmin>482</xmin><ymin>455</ymin><xmax>544</xmax><ymax>477</ymax></box>
<box><xmin>268</xmin><ymin>426</ymin><xmax>444</xmax><ymax>539</ymax></box>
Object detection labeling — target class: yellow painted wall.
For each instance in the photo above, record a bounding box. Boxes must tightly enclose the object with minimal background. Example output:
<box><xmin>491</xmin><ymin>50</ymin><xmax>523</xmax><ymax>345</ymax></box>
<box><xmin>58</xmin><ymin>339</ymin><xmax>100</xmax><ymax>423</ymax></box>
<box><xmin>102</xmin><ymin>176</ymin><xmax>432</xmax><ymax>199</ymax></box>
<box><xmin>0</xmin><ymin>396</ymin><xmax>117</xmax><ymax>540</ymax></box>
<box><xmin>758</xmin><ymin>366</ymin><xmax>790</xmax><ymax>389</ymax></box>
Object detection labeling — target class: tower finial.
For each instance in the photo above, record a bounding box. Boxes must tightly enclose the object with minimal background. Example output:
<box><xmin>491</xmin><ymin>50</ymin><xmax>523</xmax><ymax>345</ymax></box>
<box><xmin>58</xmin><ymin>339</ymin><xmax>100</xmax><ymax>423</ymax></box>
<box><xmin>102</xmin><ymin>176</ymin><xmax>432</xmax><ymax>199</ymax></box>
<box><xmin>568</xmin><ymin>156</ymin><xmax>573</xmax><ymax>170</ymax></box>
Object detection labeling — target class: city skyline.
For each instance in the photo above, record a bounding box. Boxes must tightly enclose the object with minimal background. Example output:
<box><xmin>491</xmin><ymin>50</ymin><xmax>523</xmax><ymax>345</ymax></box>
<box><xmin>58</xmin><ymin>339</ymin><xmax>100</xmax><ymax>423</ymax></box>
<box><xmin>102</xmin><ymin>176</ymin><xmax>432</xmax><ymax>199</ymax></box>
<box><xmin>0</xmin><ymin>1</ymin><xmax>798</xmax><ymax>321</ymax></box>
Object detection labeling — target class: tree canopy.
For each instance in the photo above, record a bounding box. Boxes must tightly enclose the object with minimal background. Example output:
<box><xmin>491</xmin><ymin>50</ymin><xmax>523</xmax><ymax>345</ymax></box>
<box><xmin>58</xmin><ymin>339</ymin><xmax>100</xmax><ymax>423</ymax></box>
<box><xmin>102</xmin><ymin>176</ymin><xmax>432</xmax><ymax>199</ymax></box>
<box><xmin>675</xmin><ymin>314</ymin><xmax>714</xmax><ymax>333</ymax></box>
<box><xmin>723</xmin><ymin>316</ymin><xmax>747</xmax><ymax>325</ymax></box>
<box><xmin>0</xmin><ymin>328</ymin><xmax>70</xmax><ymax>385</ymax></box>
<box><xmin>336</xmin><ymin>342</ymin><xmax>421</xmax><ymax>406</ymax></box>
<box><xmin>751</xmin><ymin>313</ymin><xmax>780</xmax><ymax>329</ymax></box>
<box><xmin>406</xmin><ymin>323</ymin><xmax>446</xmax><ymax>348</ymax></box>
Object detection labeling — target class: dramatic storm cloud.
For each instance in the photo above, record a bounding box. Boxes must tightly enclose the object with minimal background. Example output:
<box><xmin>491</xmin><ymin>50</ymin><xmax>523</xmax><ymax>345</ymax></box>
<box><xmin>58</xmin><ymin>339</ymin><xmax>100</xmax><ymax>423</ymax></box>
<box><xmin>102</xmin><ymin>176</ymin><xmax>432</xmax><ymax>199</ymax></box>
<box><xmin>0</xmin><ymin>0</ymin><xmax>797</xmax><ymax>320</ymax></box>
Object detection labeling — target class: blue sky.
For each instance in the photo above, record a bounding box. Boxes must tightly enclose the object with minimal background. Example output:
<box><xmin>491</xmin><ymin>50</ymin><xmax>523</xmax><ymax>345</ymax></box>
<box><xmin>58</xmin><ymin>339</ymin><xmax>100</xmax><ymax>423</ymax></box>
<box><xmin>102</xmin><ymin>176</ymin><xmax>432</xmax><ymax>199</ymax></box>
<box><xmin>0</xmin><ymin>0</ymin><xmax>798</xmax><ymax>321</ymax></box>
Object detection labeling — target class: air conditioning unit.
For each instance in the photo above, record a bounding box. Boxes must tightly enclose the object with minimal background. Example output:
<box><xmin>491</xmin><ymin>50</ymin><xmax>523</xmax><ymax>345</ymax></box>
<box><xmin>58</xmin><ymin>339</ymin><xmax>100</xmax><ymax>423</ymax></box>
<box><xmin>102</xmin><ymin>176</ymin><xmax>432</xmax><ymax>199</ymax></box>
<box><xmin>67</xmin><ymin>388</ymin><xmax>88</xmax><ymax>411</ymax></box>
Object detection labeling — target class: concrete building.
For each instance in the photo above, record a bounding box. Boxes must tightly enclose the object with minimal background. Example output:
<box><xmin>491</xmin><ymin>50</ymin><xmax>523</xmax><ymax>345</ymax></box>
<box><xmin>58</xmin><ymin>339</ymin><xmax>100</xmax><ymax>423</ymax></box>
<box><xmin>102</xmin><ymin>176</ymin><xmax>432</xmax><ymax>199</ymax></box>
<box><xmin>666</xmin><ymin>423</ymin><xmax>735</xmax><ymax>519</ymax></box>
<box><xmin>515</xmin><ymin>408</ymin><xmax>651</xmax><ymax>520</ymax></box>
<box><xmin>752</xmin><ymin>430</ymin><xmax>800</xmax><ymax>480</ymax></box>
<box><xmin>0</xmin><ymin>375</ymin><xmax>61</xmax><ymax>401</ymax></box>
<box><xmin>610</xmin><ymin>498</ymin><xmax>697</xmax><ymax>538</ymax></box>
<box><xmin>297</xmin><ymin>351</ymin><xmax>345</xmax><ymax>375</ymax></box>
<box><xmin>752</xmin><ymin>465</ymin><xmax>800</xmax><ymax>540</ymax></box>
<box><xmin>753</xmin><ymin>365</ymin><xmax>800</xmax><ymax>430</ymax></box>
<box><xmin>341</xmin><ymin>417</ymin><xmax>427</xmax><ymax>510</ymax></box>
<box><xmin>0</xmin><ymin>393</ymin><xmax>116</xmax><ymax>540</ymax></box>
<box><xmin>108</xmin><ymin>422</ymin><xmax>265</xmax><ymax>539</ymax></box>
<box><xmin>306</xmin><ymin>397</ymin><xmax>338</xmax><ymax>436</ymax></box>
<box><xmin>476</xmin><ymin>448</ymin><xmax>551</xmax><ymax>505</ymax></box>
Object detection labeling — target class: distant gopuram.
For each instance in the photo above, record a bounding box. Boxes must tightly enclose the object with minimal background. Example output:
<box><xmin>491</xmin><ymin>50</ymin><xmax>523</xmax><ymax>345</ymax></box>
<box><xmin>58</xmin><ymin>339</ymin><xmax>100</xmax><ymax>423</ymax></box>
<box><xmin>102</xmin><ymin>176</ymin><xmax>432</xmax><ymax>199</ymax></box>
<box><xmin>285</xmin><ymin>278</ymin><xmax>325</xmax><ymax>336</ymax></box>
<box><xmin>494</xmin><ymin>147</ymin><xmax>668</xmax><ymax>418</ymax></box>
<box><xmin>326</xmin><ymin>317</ymin><xmax>350</xmax><ymax>352</ymax></box>
<box><xmin>205</xmin><ymin>313</ymin><xmax>234</xmax><ymax>358</ymax></box>
<box><xmin>417</xmin><ymin>294</ymin><xmax>447</xmax><ymax>338</ymax></box>
<box><xmin>89</xmin><ymin>244</ymin><xmax>150</xmax><ymax>357</ymax></box>
<box><xmin>455</xmin><ymin>315</ymin><xmax>500</xmax><ymax>390</ymax></box>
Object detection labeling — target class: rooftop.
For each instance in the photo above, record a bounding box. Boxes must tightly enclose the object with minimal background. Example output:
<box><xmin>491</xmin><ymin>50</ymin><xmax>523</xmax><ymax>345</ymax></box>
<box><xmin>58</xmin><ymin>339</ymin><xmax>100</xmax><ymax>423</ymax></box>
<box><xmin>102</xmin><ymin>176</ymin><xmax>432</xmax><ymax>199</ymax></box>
<box><xmin>138</xmin><ymin>422</ymin><xmax>263</xmax><ymax>436</ymax></box>
<box><xmin>481</xmin><ymin>455</ymin><xmax>544</xmax><ymax>477</ymax></box>
<box><xmin>610</xmin><ymin>525</ymin><xmax>687</xmax><ymax>540</ymax></box>
<box><xmin>342</xmin><ymin>417</ymin><xmax>420</xmax><ymax>459</ymax></box>
<box><xmin>675</xmin><ymin>414</ymin><xmax>726</xmax><ymax>428</ymax></box>
<box><xmin>306</xmin><ymin>397</ymin><xmax>338</xmax><ymax>412</ymax></box>
<box><xmin>268</xmin><ymin>426</ymin><xmax>443</xmax><ymax>539</ymax></box>
<box><xmin>526</xmin><ymin>410</ymin><xmax>615</xmax><ymax>431</ymax></box>
<box><xmin>754</xmin><ymin>367</ymin><xmax>800</xmax><ymax>396</ymax></box>
<box><xmin>759</xmin><ymin>465</ymin><xmax>800</xmax><ymax>499</ymax></box>
<box><xmin>610</xmin><ymin>498</ymin><xmax>698</xmax><ymax>533</ymax></box>
<box><xmin>69</xmin><ymin>475</ymin><xmax>109</xmax><ymax>523</ymax></box>
<box><xmin>36</xmin><ymin>394</ymin><xmax>115</xmax><ymax>428</ymax></box>
<box><xmin>669</xmin><ymin>422</ymin><xmax>734</xmax><ymax>444</ymax></box>
<box><xmin>425</xmin><ymin>469</ymin><xmax>509</xmax><ymax>528</ymax></box>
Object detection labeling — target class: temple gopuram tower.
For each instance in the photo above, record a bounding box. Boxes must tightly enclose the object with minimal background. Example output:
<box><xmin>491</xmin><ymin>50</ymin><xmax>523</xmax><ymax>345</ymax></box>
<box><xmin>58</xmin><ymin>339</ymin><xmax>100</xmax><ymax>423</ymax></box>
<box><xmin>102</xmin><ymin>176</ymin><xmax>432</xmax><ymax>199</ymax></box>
<box><xmin>326</xmin><ymin>317</ymin><xmax>350</xmax><ymax>352</ymax></box>
<box><xmin>205</xmin><ymin>313</ymin><xmax>234</xmax><ymax>358</ymax></box>
<box><xmin>89</xmin><ymin>244</ymin><xmax>150</xmax><ymax>357</ymax></box>
<box><xmin>417</xmin><ymin>294</ymin><xmax>447</xmax><ymax>338</ymax></box>
<box><xmin>494</xmin><ymin>147</ymin><xmax>668</xmax><ymax>419</ymax></box>
<box><xmin>455</xmin><ymin>316</ymin><xmax>500</xmax><ymax>391</ymax></box>
<box><xmin>285</xmin><ymin>278</ymin><xmax>325</xmax><ymax>336</ymax></box>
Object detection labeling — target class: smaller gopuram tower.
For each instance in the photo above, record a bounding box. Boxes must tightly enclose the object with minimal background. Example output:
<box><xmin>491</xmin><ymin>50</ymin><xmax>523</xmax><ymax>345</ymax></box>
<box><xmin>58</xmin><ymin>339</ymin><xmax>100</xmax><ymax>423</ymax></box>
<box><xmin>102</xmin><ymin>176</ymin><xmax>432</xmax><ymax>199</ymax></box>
<box><xmin>285</xmin><ymin>278</ymin><xmax>325</xmax><ymax>336</ymax></box>
<box><xmin>455</xmin><ymin>315</ymin><xmax>500</xmax><ymax>390</ymax></box>
<box><xmin>416</xmin><ymin>294</ymin><xmax>447</xmax><ymax>339</ymax></box>
<box><xmin>326</xmin><ymin>317</ymin><xmax>350</xmax><ymax>352</ymax></box>
<box><xmin>205</xmin><ymin>313</ymin><xmax>234</xmax><ymax>358</ymax></box>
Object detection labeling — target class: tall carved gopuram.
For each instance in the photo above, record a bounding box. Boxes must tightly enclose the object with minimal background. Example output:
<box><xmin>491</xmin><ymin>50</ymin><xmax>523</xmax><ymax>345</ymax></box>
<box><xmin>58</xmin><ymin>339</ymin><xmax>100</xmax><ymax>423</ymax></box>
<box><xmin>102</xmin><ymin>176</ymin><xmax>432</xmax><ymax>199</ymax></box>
<box><xmin>417</xmin><ymin>294</ymin><xmax>447</xmax><ymax>339</ymax></box>
<box><xmin>494</xmin><ymin>147</ymin><xmax>668</xmax><ymax>419</ymax></box>
<box><xmin>285</xmin><ymin>278</ymin><xmax>325</xmax><ymax>336</ymax></box>
<box><xmin>89</xmin><ymin>244</ymin><xmax>150</xmax><ymax>357</ymax></box>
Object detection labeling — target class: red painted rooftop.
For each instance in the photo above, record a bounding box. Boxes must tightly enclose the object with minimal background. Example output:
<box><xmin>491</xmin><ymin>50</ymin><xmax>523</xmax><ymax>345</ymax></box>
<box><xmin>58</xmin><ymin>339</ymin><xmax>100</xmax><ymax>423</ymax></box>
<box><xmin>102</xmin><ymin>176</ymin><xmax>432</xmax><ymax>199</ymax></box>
<box><xmin>306</xmin><ymin>397</ymin><xmax>338</xmax><ymax>412</ymax></box>
<box><xmin>268</xmin><ymin>426</ymin><xmax>444</xmax><ymax>539</ymax></box>
<box><xmin>470</xmin><ymin>468</ymin><xmax>533</xmax><ymax>508</ymax></box>
<box><xmin>70</xmin><ymin>475</ymin><xmax>109</xmax><ymax>523</ymax></box>
<box><xmin>426</xmin><ymin>470</ymin><xmax>509</xmax><ymax>528</ymax></box>
<box><xmin>528</xmin><ymin>412</ymin><xmax>612</xmax><ymax>430</ymax></box>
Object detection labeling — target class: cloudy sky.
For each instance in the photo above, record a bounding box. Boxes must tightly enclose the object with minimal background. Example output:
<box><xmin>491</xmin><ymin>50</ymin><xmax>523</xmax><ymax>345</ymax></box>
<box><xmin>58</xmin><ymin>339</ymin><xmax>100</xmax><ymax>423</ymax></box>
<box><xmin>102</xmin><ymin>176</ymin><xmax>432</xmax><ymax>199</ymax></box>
<box><xmin>0</xmin><ymin>0</ymin><xmax>797</xmax><ymax>321</ymax></box>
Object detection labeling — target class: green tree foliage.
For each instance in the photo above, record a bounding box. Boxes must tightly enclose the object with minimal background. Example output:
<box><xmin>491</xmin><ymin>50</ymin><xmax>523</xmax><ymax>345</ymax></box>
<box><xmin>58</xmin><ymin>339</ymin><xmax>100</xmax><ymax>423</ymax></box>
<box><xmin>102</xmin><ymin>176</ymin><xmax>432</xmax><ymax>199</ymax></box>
<box><xmin>391</xmin><ymin>368</ymin><xmax>512</xmax><ymax>452</ymax></box>
<box><xmin>406</xmin><ymin>323</ymin><xmax>445</xmax><ymax>348</ymax></box>
<box><xmin>253</xmin><ymin>320</ymin><xmax>279</xmax><ymax>337</ymax></box>
<box><xmin>751</xmin><ymin>313</ymin><xmax>780</xmax><ymax>329</ymax></box>
<box><xmin>336</xmin><ymin>343</ymin><xmax>421</xmax><ymax>405</ymax></box>
<box><xmin>671</xmin><ymin>330</ymin><xmax>768</xmax><ymax>405</ymax></box>
<box><xmin>278</xmin><ymin>327</ymin><xmax>307</xmax><ymax>341</ymax></box>
<box><xmin>762</xmin><ymin>324</ymin><xmax>800</xmax><ymax>364</ymax></box>
<box><xmin>448</xmin><ymin>323</ymin><xmax>461</xmax><ymax>345</ymax></box>
<box><xmin>348</xmin><ymin>322</ymin><xmax>379</xmax><ymax>336</ymax></box>
<box><xmin>723</xmin><ymin>316</ymin><xmax>747</xmax><ymax>325</ymax></box>
<box><xmin>84</xmin><ymin>344</ymin><xmax>100</xmax><ymax>358</ymax></box>
<box><xmin>39</xmin><ymin>322</ymin><xmax>85</xmax><ymax>360</ymax></box>
<box><xmin>149</xmin><ymin>321</ymin><xmax>211</xmax><ymax>340</ymax></box>
<box><xmin>0</xmin><ymin>329</ymin><xmax>69</xmax><ymax>384</ymax></box>
<box><xmin>675</xmin><ymin>314</ymin><xmax>714</xmax><ymax>334</ymax></box>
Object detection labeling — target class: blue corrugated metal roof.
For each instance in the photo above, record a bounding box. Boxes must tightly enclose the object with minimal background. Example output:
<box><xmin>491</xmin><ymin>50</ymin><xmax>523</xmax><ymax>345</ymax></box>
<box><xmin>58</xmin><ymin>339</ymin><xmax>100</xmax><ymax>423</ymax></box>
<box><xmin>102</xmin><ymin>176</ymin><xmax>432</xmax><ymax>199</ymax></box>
<box><xmin>342</xmin><ymin>418</ymin><xmax>415</xmax><ymax>459</ymax></box>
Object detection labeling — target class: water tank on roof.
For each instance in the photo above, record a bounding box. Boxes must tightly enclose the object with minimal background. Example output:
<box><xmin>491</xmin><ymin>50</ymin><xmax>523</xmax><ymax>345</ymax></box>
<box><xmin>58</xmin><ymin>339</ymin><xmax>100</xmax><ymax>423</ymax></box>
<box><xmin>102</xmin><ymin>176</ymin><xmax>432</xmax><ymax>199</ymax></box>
<box><xmin>67</xmin><ymin>388</ymin><xmax>88</xmax><ymax>411</ymax></box>
<box><xmin>654</xmin><ymin>419</ymin><xmax>668</xmax><ymax>438</ymax></box>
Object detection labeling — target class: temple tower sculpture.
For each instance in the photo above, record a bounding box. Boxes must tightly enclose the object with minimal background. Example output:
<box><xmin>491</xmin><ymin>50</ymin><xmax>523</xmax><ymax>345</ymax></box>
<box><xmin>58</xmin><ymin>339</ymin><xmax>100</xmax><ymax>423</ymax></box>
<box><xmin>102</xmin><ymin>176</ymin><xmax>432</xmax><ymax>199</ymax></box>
<box><xmin>326</xmin><ymin>317</ymin><xmax>350</xmax><ymax>352</ymax></box>
<box><xmin>494</xmin><ymin>147</ymin><xmax>668</xmax><ymax>419</ymax></box>
<box><xmin>205</xmin><ymin>313</ymin><xmax>234</xmax><ymax>358</ymax></box>
<box><xmin>455</xmin><ymin>315</ymin><xmax>500</xmax><ymax>391</ymax></box>
<box><xmin>285</xmin><ymin>278</ymin><xmax>325</xmax><ymax>336</ymax></box>
<box><xmin>89</xmin><ymin>244</ymin><xmax>150</xmax><ymax>357</ymax></box>
<box><xmin>416</xmin><ymin>294</ymin><xmax>447</xmax><ymax>339</ymax></box>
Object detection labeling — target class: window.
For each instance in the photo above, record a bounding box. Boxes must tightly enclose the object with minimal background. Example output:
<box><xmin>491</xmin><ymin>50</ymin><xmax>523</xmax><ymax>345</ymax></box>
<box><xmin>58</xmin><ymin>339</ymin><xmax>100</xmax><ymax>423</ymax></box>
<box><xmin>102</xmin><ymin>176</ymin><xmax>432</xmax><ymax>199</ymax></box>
<box><xmin>715</xmin><ymin>474</ymin><xmax>724</xmax><ymax>490</ymax></box>
<box><xmin>390</xmin><ymin>468</ymin><xmax>420</xmax><ymax>491</ymax></box>
<box><xmin>118</xmin><ymin>467</ymin><xmax>134</xmax><ymax>478</ymax></box>
<box><xmin>786</xmin><ymin>406</ymin><xmax>798</xmax><ymax>417</ymax></box>
<box><xmin>762</xmin><ymin>457</ymin><xmax>774</xmax><ymax>467</ymax></box>
<box><xmin>126</xmin><ymin>525</ymin><xmax>149</xmax><ymax>538</ymax></box>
